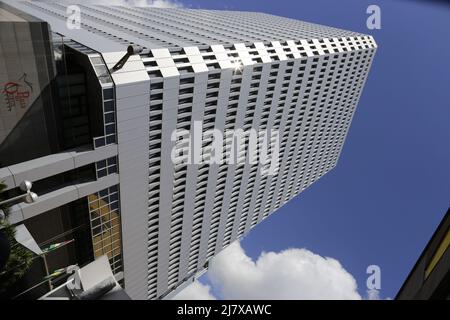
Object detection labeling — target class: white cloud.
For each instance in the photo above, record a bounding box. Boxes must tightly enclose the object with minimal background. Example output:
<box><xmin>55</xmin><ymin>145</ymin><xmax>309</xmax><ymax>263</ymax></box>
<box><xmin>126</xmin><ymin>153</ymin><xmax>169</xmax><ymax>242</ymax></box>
<box><xmin>175</xmin><ymin>242</ymin><xmax>362</xmax><ymax>300</ymax></box>
<box><xmin>49</xmin><ymin>0</ymin><xmax>183</xmax><ymax>8</ymax></box>
<box><xmin>145</xmin><ymin>0</ymin><xmax>183</xmax><ymax>8</ymax></box>
<box><xmin>366</xmin><ymin>289</ymin><xmax>381</xmax><ymax>300</ymax></box>
<box><xmin>173</xmin><ymin>281</ymin><xmax>216</xmax><ymax>300</ymax></box>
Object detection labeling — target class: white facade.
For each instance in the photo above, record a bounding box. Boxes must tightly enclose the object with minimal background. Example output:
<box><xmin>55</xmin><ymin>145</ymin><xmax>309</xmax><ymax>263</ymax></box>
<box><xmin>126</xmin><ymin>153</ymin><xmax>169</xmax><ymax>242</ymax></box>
<box><xmin>4</xmin><ymin>1</ymin><xmax>377</xmax><ymax>300</ymax></box>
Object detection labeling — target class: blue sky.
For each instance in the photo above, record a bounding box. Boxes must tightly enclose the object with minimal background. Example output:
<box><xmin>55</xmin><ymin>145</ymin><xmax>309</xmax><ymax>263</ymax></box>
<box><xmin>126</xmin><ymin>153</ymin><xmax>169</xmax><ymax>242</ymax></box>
<box><xmin>169</xmin><ymin>0</ymin><xmax>450</xmax><ymax>299</ymax></box>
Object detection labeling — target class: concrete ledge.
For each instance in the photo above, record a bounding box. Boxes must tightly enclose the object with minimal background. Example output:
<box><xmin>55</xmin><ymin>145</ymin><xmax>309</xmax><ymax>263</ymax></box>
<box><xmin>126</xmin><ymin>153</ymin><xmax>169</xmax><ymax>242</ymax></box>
<box><xmin>6</xmin><ymin>174</ymin><xmax>119</xmax><ymax>223</ymax></box>
<box><xmin>0</xmin><ymin>144</ymin><xmax>118</xmax><ymax>191</ymax></box>
<box><xmin>0</xmin><ymin>167</ymin><xmax>15</xmax><ymax>189</ymax></box>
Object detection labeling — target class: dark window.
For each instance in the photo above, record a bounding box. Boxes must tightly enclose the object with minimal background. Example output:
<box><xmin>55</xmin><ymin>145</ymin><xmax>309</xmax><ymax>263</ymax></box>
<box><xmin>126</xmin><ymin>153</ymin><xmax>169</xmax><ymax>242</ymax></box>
<box><xmin>103</xmin><ymin>88</ymin><xmax>114</xmax><ymax>100</ymax></box>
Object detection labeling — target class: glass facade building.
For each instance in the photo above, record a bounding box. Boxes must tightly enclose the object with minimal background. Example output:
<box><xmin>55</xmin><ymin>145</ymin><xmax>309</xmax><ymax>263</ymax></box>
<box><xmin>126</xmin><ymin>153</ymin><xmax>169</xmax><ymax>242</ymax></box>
<box><xmin>0</xmin><ymin>2</ymin><xmax>123</xmax><ymax>299</ymax></box>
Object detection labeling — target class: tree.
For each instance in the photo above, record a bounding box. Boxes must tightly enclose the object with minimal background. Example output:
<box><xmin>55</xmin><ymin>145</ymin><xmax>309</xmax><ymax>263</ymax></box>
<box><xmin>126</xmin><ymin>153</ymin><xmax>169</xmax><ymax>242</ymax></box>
<box><xmin>0</xmin><ymin>181</ymin><xmax>34</xmax><ymax>293</ymax></box>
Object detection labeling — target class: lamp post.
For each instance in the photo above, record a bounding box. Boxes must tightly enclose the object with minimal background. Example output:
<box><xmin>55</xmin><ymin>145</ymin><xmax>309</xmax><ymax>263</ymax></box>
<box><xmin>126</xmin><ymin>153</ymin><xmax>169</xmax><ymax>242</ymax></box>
<box><xmin>0</xmin><ymin>180</ymin><xmax>39</xmax><ymax>208</ymax></box>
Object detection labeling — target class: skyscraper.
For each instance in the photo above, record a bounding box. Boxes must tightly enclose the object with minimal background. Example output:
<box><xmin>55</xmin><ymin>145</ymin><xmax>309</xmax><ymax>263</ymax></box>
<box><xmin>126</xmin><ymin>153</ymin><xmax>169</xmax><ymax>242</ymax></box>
<box><xmin>0</xmin><ymin>1</ymin><xmax>376</xmax><ymax>299</ymax></box>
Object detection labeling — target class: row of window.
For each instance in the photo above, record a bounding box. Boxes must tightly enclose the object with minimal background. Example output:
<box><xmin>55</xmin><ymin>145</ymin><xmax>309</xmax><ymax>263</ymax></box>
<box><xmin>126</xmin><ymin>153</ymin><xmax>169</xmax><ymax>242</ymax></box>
<box><xmin>146</xmin><ymin>47</ymin><xmax>374</xmax><ymax>298</ymax></box>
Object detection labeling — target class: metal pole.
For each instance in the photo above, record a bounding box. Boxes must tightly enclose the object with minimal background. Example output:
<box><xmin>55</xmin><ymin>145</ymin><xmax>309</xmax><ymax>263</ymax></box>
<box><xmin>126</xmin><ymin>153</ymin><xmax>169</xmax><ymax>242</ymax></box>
<box><xmin>42</xmin><ymin>254</ymin><xmax>53</xmax><ymax>291</ymax></box>
<box><xmin>11</xmin><ymin>278</ymin><xmax>50</xmax><ymax>300</ymax></box>
<box><xmin>0</xmin><ymin>193</ymin><xmax>28</xmax><ymax>206</ymax></box>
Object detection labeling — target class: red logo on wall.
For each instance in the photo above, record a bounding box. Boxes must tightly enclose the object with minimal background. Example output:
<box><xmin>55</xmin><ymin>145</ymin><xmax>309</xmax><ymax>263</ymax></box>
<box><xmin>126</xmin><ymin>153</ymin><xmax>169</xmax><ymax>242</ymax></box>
<box><xmin>2</xmin><ymin>73</ymin><xmax>33</xmax><ymax>111</ymax></box>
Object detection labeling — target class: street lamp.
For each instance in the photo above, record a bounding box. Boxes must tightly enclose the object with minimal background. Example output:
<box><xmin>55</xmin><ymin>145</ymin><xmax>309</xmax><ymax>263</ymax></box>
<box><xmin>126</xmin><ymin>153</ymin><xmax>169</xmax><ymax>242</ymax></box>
<box><xmin>0</xmin><ymin>180</ymin><xmax>39</xmax><ymax>207</ymax></box>
<box><xmin>19</xmin><ymin>180</ymin><xmax>32</xmax><ymax>192</ymax></box>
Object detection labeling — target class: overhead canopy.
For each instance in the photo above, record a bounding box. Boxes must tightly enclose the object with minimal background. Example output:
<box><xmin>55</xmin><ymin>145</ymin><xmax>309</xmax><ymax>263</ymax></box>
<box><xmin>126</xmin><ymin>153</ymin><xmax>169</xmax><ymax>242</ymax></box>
<box><xmin>14</xmin><ymin>224</ymin><xmax>42</xmax><ymax>255</ymax></box>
